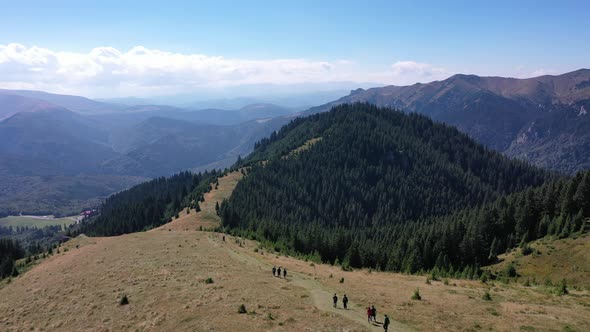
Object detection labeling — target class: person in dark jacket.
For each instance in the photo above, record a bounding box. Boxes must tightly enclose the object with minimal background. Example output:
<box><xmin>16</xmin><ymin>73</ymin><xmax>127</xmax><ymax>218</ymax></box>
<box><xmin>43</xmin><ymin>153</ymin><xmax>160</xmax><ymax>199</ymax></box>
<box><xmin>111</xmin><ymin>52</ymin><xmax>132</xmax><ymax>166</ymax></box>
<box><xmin>342</xmin><ymin>294</ymin><xmax>349</xmax><ymax>309</ymax></box>
<box><xmin>383</xmin><ymin>314</ymin><xmax>390</xmax><ymax>331</ymax></box>
<box><xmin>283</xmin><ymin>268</ymin><xmax>287</xmax><ymax>279</ymax></box>
<box><xmin>272</xmin><ymin>266</ymin><xmax>276</xmax><ymax>276</ymax></box>
<box><xmin>333</xmin><ymin>294</ymin><xmax>338</xmax><ymax>308</ymax></box>
<box><xmin>277</xmin><ymin>267</ymin><xmax>282</xmax><ymax>278</ymax></box>
<box><xmin>371</xmin><ymin>305</ymin><xmax>377</xmax><ymax>322</ymax></box>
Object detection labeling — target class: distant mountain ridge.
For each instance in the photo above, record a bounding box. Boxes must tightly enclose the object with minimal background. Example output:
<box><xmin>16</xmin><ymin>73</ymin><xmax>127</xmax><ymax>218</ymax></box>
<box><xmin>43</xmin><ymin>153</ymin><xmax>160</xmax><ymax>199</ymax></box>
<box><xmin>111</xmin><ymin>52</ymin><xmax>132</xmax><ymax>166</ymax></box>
<box><xmin>308</xmin><ymin>69</ymin><xmax>590</xmax><ymax>173</ymax></box>
<box><xmin>0</xmin><ymin>92</ymin><xmax>292</xmax><ymax>216</ymax></box>
<box><xmin>0</xmin><ymin>89</ymin><xmax>126</xmax><ymax>114</ymax></box>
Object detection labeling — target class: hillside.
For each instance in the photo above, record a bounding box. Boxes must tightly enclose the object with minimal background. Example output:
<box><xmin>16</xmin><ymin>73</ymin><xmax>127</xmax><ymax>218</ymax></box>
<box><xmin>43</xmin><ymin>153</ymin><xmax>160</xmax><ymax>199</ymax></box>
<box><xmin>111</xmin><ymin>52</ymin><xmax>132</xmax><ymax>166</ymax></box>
<box><xmin>309</xmin><ymin>69</ymin><xmax>590</xmax><ymax>173</ymax></box>
<box><xmin>1</xmin><ymin>171</ymin><xmax>588</xmax><ymax>331</ymax></box>
<box><xmin>0</xmin><ymin>92</ymin><xmax>292</xmax><ymax>216</ymax></box>
<box><xmin>488</xmin><ymin>232</ymin><xmax>590</xmax><ymax>288</ymax></box>
<box><xmin>220</xmin><ymin>103</ymin><xmax>559</xmax><ymax>272</ymax></box>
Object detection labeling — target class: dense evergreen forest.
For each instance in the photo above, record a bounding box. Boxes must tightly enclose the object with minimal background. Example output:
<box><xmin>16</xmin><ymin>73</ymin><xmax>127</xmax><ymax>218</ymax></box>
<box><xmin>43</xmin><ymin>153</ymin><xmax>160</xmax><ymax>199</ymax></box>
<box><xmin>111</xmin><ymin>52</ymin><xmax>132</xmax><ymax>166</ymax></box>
<box><xmin>77</xmin><ymin>170</ymin><xmax>221</xmax><ymax>236</ymax></box>
<box><xmin>0</xmin><ymin>239</ymin><xmax>24</xmax><ymax>279</ymax></box>
<box><xmin>219</xmin><ymin>103</ymin><xmax>588</xmax><ymax>275</ymax></box>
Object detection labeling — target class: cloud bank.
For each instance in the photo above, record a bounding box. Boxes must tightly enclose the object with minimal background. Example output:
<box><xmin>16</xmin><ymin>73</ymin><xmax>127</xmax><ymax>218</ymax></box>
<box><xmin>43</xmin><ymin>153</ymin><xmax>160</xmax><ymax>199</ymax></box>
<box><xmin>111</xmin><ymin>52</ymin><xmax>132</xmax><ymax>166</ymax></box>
<box><xmin>0</xmin><ymin>43</ymin><xmax>450</xmax><ymax>97</ymax></box>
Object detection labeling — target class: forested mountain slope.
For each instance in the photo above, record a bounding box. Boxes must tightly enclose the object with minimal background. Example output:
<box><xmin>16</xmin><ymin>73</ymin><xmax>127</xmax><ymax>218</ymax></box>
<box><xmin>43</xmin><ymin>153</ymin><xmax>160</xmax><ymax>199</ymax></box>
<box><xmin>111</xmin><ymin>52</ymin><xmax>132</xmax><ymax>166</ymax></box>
<box><xmin>306</xmin><ymin>69</ymin><xmax>590</xmax><ymax>173</ymax></box>
<box><xmin>218</xmin><ymin>103</ymin><xmax>566</xmax><ymax>273</ymax></box>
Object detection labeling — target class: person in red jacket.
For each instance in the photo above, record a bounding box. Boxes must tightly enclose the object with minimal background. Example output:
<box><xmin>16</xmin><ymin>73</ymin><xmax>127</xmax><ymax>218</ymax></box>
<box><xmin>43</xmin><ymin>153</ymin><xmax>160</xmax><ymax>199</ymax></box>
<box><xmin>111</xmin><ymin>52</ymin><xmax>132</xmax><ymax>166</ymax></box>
<box><xmin>367</xmin><ymin>306</ymin><xmax>372</xmax><ymax>322</ymax></box>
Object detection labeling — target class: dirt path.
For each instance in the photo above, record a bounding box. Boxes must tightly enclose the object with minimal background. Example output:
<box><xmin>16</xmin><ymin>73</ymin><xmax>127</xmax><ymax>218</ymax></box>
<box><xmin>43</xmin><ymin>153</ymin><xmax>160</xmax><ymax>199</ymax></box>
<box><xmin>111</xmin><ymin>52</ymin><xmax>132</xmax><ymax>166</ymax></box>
<box><xmin>211</xmin><ymin>235</ymin><xmax>415</xmax><ymax>332</ymax></box>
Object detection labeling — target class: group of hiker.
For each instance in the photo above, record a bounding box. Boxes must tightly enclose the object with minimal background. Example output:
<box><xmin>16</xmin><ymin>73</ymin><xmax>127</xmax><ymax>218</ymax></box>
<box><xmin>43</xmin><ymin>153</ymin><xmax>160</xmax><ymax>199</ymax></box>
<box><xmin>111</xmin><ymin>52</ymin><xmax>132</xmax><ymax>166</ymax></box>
<box><xmin>271</xmin><ymin>266</ymin><xmax>287</xmax><ymax>278</ymax></box>
<box><xmin>332</xmin><ymin>294</ymin><xmax>390</xmax><ymax>331</ymax></box>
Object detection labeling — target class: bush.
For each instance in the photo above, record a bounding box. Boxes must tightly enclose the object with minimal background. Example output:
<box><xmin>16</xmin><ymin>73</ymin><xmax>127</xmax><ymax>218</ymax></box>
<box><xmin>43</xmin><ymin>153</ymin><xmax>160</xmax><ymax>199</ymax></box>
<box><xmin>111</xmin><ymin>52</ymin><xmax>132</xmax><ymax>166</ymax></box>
<box><xmin>482</xmin><ymin>291</ymin><xmax>492</xmax><ymax>301</ymax></box>
<box><xmin>341</xmin><ymin>264</ymin><xmax>353</xmax><ymax>272</ymax></box>
<box><xmin>504</xmin><ymin>264</ymin><xmax>517</xmax><ymax>278</ymax></box>
<box><xmin>556</xmin><ymin>279</ymin><xmax>568</xmax><ymax>296</ymax></box>
<box><xmin>411</xmin><ymin>288</ymin><xmax>422</xmax><ymax>300</ymax></box>
<box><xmin>238</xmin><ymin>304</ymin><xmax>247</xmax><ymax>314</ymax></box>
<box><xmin>119</xmin><ymin>294</ymin><xmax>129</xmax><ymax>305</ymax></box>
<box><xmin>521</xmin><ymin>244</ymin><xmax>533</xmax><ymax>256</ymax></box>
<box><xmin>443</xmin><ymin>279</ymin><xmax>449</xmax><ymax>286</ymax></box>
<box><xmin>425</xmin><ymin>277</ymin><xmax>431</xmax><ymax>285</ymax></box>
<box><xmin>339</xmin><ymin>277</ymin><xmax>344</xmax><ymax>284</ymax></box>
<box><xmin>205</xmin><ymin>277</ymin><xmax>214</xmax><ymax>284</ymax></box>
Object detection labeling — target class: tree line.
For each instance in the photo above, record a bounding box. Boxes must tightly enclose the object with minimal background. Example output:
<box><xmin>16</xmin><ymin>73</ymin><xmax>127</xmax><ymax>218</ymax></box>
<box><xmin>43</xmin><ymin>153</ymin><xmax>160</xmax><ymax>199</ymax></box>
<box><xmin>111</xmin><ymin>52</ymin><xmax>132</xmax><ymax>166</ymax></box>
<box><xmin>76</xmin><ymin>170</ymin><xmax>222</xmax><ymax>236</ymax></box>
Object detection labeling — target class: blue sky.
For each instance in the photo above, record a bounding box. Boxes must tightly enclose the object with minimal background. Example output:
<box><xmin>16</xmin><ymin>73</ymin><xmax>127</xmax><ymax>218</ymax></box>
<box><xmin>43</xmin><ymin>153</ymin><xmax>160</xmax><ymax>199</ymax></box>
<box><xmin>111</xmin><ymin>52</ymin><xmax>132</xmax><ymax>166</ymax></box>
<box><xmin>0</xmin><ymin>0</ymin><xmax>588</xmax><ymax>97</ymax></box>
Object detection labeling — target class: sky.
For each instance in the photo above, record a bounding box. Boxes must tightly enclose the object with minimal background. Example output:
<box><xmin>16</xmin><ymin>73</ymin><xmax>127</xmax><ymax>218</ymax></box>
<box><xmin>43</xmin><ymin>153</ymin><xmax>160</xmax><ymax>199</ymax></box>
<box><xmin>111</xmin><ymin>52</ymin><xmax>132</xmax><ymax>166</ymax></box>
<box><xmin>0</xmin><ymin>0</ymin><xmax>589</xmax><ymax>98</ymax></box>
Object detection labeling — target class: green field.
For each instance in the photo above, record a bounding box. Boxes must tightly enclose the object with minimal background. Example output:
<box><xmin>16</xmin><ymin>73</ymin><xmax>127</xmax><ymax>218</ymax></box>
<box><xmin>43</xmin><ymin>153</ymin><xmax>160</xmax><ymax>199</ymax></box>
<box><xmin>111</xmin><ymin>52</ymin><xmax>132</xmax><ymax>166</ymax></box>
<box><xmin>0</xmin><ymin>215</ymin><xmax>76</xmax><ymax>228</ymax></box>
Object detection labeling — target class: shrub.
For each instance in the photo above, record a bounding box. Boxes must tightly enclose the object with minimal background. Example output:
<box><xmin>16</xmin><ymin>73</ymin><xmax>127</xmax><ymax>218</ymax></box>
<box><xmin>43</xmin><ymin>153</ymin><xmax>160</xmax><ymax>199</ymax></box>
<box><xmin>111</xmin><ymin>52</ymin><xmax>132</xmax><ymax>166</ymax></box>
<box><xmin>482</xmin><ymin>291</ymin><xmax>492</xmax><ymax>301</ymax></box>
<box><xmin>339</xmin><ymin>277</ymin><xmax>344</xmax><ymax>284</ymax></box>
<box><xmin>430</xmin><ymin>270</ymin><xmax>439</xmax><ymax>281</ymax></box>
<box><xmin>504</xmin><ymin>264</ymin><xmax>517</xmax><ymax>278</ymax></box>
<box><xmin>443</xmin><ymin>279</ymin><xmax>449</xmax><ymax>286</ymax></box>
<box><xmin>205</xmin><ymin>277</ymin><xmax>214</xmax><ymax>284</ymax></box>
<box><xmin>521</xmin><ymin>244</ymin><xmax>533</xmax><ymax>256</ymax></box>
<box><xmin>411</xmin><ymin>288</ymin><xmax>422</xmax><ymax>300</ymax></box>
<box><xmin>480</xmin><ymin>270</ymin><xmax>490</xmax><ymax>283</ymax></box>
<box><xmin>119</xmin><ymin>294</ymin><xmax>129</xmax><ymax>305</ymax></box>
<box><xmin>556</xmin><ymin>279</ymin><xmax>568</xmax><ymax>296</ymax></box>
<box><xmin>238</xmin><ymin>304</ymin><xmax>247</xmax><ymax>314</ymax></box>
<box><xmin>425</xmin><ymin>277</ymin><xmax>431</xmax><ymax>285</ymax></box>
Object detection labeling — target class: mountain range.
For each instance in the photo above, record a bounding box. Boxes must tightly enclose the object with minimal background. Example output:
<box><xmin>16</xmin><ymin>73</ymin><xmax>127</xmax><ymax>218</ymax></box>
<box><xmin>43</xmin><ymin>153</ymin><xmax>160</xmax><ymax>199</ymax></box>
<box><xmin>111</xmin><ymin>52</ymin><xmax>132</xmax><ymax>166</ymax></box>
<box><xmin>0</xmin><ymin>93</ymin><xmax>294</xmax><ymax>216</ymax></box>
<box><xmin>1</xmin><ymin>69</ymin><xmax>590</xmax><ymax>216</ymax></box>
<box><xmin>309</xmin><ymin>69</ymin><xmax>590</xmax><ymax>173</ymax></box>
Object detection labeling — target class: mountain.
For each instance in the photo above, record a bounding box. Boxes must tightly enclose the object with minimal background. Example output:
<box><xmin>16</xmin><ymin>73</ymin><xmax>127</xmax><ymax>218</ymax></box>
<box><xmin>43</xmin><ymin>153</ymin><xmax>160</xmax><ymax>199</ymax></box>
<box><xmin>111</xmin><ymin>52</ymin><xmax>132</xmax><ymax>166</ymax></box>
<box><xmin>0</xmin><ymin>105</ymin><xmax>146</xmax><ymax>216</ymax></box>
<box><xmin>0</xmin><ymin>89</ymin><xmax>125</xmax><ymax>114</ymax></box>
<box><xmin>219</xmin><ymin>103</ymin><xmax>563</xmax><ymax>271</ymax></box>
<box><xmin>0</xmin><ymin>94</ymin><xmax>64</xmax><ymax>120</ymax></box>
<box><xmin>0</xmin><ymin>106</ymin><xmax>115</xmax><ymax>175</ymax></box>
<box><xmin>105</xmin><ymin>116</ymin><xmax>281</xmax><ymax>176</ymax></box>
<box><xmin>0</xmin><ymin>94</ymin><xmax>293</xmax><ymax>215</ymax></box>
<box><xmin>308</xmin><ymin>69</ymin><xmax>590</xmax><ymax>174</ymax></box>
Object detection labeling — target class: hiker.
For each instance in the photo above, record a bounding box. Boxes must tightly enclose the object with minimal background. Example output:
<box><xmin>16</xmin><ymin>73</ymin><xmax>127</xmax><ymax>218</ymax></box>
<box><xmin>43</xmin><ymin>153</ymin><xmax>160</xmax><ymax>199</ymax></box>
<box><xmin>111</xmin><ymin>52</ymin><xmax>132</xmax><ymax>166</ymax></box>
<box><xmin>222</xmin><ymin>235</ymin><xmax>225</xmax><ymax>242</ymax></box>
<box><xmin>272</xmin><ymin>266</ymin><xmax>276</xmax><ymax>277</ymax></box>
<box><xmin>283</xmin><ymin>268</ymin><xmax>287</xmax><ymax>279</ymax></box>
<box><xmin>367</xmin><ymin>307</ymin><xmax>372</xmax><ymax>322</ymax></box>
<box><xmin>277</xmin><ymin>267</ymin><xmax>282</xmax><ymax>278</ymax></box>
<box><xmin>342</xmin><ymin>294</ymin><xmax>349</xmax><ymax>309</ymax></box>
<box><xmin>333</xmin><ymin>294</ymin><xmax>338</xmax><ymax>308</ymax></box>
<box><xmin>371</xmin><ymin>305</ymin><xmax>377</xmax><ymax>322</ymax></box>
<box><xmin>383</xmin><ymin>314</ymin><xmax>390</xmax><ymax>331</ymax></box>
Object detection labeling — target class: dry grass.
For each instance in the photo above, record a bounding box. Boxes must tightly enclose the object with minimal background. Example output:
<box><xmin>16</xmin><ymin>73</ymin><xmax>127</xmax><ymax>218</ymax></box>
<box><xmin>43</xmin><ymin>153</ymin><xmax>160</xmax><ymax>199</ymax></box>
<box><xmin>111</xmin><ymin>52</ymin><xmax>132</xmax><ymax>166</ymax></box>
<box><xmin>1</xmin><ymin>171</ymin><xmax>589</xmax><ymax>331</ymax></box>
<box><xmin>284</xmin><ymin>137</ymin><xmax>323</xmax><ymax>159</ymax></box>
<box><xmin>156</xmin><ymin>170</ymin><xmax>242</xmax><ymax>232</ymax></box>
<box><xmin>489</xmin><ymin>234</ymin><xmax>590</xmax><ymax>288</ymax></box>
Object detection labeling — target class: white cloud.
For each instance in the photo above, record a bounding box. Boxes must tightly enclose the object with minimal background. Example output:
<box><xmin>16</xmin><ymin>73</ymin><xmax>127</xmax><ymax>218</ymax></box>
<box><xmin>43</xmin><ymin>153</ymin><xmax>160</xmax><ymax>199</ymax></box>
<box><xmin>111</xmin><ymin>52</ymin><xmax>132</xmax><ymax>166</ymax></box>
<box><xmin>390</xmin><ymin>61</ymin><xmax>447</xmax><ymax>77</ymax></box>
<box><xmin>530</xmin><ymin>68</ymin><xmax>554</xmax><ymax>77</ymax></box>
<box><xmin>0</xmin><ymin>43</ymin><xmax>451</xmax><ymax>97</ymax></box>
